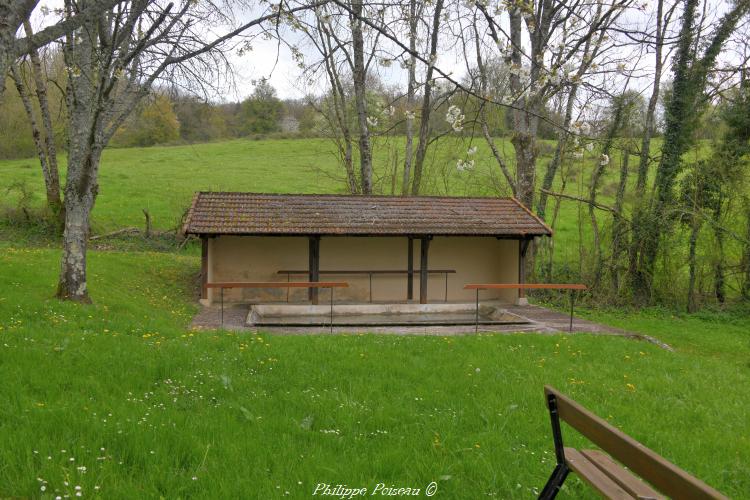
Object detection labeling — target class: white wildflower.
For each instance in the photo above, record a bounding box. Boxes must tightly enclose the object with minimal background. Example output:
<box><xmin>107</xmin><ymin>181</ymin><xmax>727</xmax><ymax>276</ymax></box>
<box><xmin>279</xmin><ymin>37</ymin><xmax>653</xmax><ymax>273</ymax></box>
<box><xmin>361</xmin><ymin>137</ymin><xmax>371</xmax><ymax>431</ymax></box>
<box><xmin>405</xmin><ymin>110</ymin><xmax>415</xmax><ymax>121</ymax></box>
<box><xmin>456</xmin><ymin>159</ymin><xmax>475</xmax><ymax>172</ymax></box>
<box><xmin>366</xmin><ymin>116</ymin><xmax>378</xmax><ymax>128</ymax></box>
<box><xmin>599</xmin><ymin>154</ymin><xmax>610</xmax><ymax>166</ymax></box>
<box><xmin>467</xmin><ymin>146</ymin><xmax>477</xmax><ymax>156</ymax></box>
<box><xmin>585</xmin><ymin>143</ymin><xmax>594</xmax><ymax>152</ymax></box>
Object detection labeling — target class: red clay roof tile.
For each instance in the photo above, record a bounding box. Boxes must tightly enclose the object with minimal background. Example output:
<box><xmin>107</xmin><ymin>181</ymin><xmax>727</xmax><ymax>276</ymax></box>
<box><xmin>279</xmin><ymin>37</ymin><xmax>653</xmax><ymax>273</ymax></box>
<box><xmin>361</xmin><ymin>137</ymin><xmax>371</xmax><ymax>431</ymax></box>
<box><xmin>182</xmin><ymin>192</ymin><xmax>552</xmax><ymax>237</ymax></box>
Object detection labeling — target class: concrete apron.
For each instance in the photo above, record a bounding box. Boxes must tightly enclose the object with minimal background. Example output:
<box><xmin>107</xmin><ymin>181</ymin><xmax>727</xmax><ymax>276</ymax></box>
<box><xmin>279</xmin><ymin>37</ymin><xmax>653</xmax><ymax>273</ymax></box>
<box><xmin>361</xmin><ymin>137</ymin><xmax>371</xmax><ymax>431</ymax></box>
<box><xmin>247</xmin><ymin>301</ymin><xmax>530</xmax><ymax>327</ymax></box>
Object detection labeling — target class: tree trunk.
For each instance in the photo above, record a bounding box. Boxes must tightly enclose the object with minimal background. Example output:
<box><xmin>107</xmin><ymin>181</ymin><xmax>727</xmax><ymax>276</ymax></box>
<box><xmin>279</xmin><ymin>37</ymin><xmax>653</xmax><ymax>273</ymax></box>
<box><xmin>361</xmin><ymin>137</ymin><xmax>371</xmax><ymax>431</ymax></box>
<box><xmin>10</xmin><ymin>63</ymin><xmax>59</xmax><ymax>208</ymax></box>
<box><xmin>743</xmin><ymin>198</ymin><xmax>750</xmax><ymax>300</ymax></box>
<box><xmin>57</xmin><ymin>145</ymin><xmax>100</xmax><ymax>302</ymax></box>
<box><xmin>610</xmin><ymin>149</ymin><xmax>629</xmax><ymax>294</ymax></box>
<box><xmin>0</xmin><ymin>0</ymin><xmax>29</xmax><ymax>101</ymax></box>
<box><xmin>686</xmin><ymin>218</ymin><xmax>701</xmax><ymax>313</ymax></box>
<box><xmin>537</xmin><ymin>84</ymin><xmax>578</xmax><ymax>220</ymax></box>
<box><xmin>401</xmin><ymin>0</ymin><xmax>417</xmax><ymax>195</ymax></box>
<box><xmin>350</xmin><ymin>0</ymin><xmax>372</xmax><ymax>194</ymax></box>
<box><xmin>57</xmin><ymin>188</ymin><xmax>95</xmax><ymax>302</ymax></box>
<box><xmin>589</xmin><ymin>98</ymin><xmax>625</xmax><ymax>288</ymax></box>
<box><xmin>712</xmin><ymin>221</ymin><xmax>726</xmax><ymax>304</ymax></box>
<box><xmin>24</xmin><ymin>20</ymin><xmax>63</xmax><ymax>219</ymax></box>
<box><xmin>410</xmin><ymin>0</ymin><xmax>443</xmax><ymax>196</ymax></box>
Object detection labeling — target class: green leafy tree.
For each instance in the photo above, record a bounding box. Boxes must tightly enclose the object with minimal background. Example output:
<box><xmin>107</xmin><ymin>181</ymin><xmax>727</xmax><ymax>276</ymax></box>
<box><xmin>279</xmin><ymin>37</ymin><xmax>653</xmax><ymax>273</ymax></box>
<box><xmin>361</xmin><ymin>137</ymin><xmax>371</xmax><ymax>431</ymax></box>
<box><xmin>114</xmin><ymin>94</ymin><xmax>180</xmax><ymax>147</ymax></box>
<box><xmin>239</xmin><ymin>79</ymin><xmax>283</xmax><ymax>134</ymax></box>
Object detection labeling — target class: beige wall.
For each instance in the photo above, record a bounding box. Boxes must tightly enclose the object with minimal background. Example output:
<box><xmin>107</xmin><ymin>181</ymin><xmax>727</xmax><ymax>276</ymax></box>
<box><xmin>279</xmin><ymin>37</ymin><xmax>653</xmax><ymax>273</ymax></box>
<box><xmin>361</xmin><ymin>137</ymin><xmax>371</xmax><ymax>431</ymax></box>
<box><xmin>207</xmin><ymin>235</ymin><xmax>519</xmax><ymax>304</ymax></box>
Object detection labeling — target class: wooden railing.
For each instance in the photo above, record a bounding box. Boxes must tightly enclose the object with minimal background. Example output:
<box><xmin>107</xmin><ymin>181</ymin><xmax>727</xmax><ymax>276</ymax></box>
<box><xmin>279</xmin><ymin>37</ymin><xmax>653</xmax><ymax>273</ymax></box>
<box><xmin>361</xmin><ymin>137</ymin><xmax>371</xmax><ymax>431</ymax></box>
<box><xmin>463</xmin><ymin>283</ymin><xmax>588</xmax><ymax>332</ymax></box>
<box><xmin>205</xmin><ymin>281</ymin><xmax>349</xmax><ymax>330</ymax></box>
<box><xmin>278</xmin><ymin>269</ymin><xmax>456</xmax><ymax>302</ymax></box>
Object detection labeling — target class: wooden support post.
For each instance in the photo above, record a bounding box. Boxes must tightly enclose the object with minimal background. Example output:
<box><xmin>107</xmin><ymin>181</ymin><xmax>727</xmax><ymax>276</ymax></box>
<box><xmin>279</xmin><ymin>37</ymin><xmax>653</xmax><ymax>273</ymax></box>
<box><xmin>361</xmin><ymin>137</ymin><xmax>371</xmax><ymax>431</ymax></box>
<box><xmin>419</xmin><ymin>236</ymin><xmax>431</xmax><ymax>304</ymax></box>
<box><xmin>519</xmin><ymin>239</ymin><xmax>530</xmax><ymax>303</ymax></box>
<box><xmin>407</xmin><ymin>237</ymin><xmax>414</xmax><ymax>301</ymax></box>
<box><xmin>200</xmin><ymin>236</ymin><xmax>208</xmax><ymax>300</ymax></box>
<box><xmin>309</xmin><ymin>236</ymin><xmax>320</xmax><ymax>305</ymax></box>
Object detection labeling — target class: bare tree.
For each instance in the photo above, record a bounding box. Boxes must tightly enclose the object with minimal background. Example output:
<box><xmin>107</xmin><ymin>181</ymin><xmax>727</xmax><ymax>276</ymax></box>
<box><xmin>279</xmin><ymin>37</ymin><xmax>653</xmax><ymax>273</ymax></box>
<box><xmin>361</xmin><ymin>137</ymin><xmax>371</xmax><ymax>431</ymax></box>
<box><xmin>0</xmin><ymin>0</ymin><xmax>125</xmax><ymax>99</ymax></box>
<box><xmin>401</xmin><ymin>0</ymin><xmax>419</xmax><ymax>195</ymax></box>
<box><xmin>55</xmin><ymin>0</ymin><xmax>319</xmax><ymax>302</ymax></box>
<box><xmin>409</xmin><ymin>0</ymin><xmax>444</xmax><ymax>195</ymax></box>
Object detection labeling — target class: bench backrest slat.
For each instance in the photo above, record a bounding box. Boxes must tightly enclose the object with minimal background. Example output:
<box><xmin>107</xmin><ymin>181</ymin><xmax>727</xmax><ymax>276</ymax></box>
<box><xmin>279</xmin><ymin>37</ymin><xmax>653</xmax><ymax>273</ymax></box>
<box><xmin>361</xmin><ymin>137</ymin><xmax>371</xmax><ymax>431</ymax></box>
<box><xmin>544</xmin><ymin>386</ymin><xmax>726</xmax><ymax>499</ymax></box>
<box><xmin>464</xmin><ymin>283</ymin><xmax>587</xmax><ymax>290</ymax></box>
<box><xmin>205</xmin><ymin>282</ymin><xmax>348</xmax><ymax>289</ymax></box>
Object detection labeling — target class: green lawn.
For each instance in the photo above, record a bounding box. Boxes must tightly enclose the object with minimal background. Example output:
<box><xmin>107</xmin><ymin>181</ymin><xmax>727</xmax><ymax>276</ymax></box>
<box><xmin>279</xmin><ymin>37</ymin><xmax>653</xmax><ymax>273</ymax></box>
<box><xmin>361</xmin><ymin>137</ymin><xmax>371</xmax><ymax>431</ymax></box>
<box><xmin>1</xmin><ymin>138</ymin><xmax>748</xmax><ymax>498</ymax></box>
<box><xmin>1</xmin><ymin>246</ymin><xmax>748</xmax><ymax>498</ymax></box>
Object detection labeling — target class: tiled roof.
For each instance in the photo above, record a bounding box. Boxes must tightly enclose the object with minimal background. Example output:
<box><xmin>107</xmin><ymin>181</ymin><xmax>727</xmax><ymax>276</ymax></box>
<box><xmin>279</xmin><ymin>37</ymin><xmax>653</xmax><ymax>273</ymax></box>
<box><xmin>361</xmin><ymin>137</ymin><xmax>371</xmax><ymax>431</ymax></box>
<box><xmin>182</xmin><ymin>192</ymin><xmax>552</xmax><ymax>237</ymax></box>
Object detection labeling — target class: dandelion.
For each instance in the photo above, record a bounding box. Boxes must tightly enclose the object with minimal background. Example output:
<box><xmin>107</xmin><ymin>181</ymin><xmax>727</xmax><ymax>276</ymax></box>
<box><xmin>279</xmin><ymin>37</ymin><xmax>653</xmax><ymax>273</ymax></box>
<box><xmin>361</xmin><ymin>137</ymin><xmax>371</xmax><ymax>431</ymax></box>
<box><xmin>599</xmin><ymin>154</ymin><xmax>610</xmax><ymax>166</ymax></box>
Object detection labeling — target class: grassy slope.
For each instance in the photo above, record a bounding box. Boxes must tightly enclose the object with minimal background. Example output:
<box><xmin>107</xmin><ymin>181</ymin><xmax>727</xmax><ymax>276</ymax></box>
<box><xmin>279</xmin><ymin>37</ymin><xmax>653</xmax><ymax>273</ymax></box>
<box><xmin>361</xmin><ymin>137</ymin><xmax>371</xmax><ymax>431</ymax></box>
<box><xmin>1</xmin><ymin>247</ymin><xmax>748</xmax><ymax>498</ymax></box>
<box><xmin>0</xmin><ymin>136</ymin><xmax>577</xmax><ymax>234</ymax></box>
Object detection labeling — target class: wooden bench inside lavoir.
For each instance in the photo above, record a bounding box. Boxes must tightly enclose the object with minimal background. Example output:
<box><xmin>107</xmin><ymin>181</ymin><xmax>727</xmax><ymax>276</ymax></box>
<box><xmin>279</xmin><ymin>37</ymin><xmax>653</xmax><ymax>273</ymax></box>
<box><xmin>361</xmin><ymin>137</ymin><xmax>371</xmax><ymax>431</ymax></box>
<box><xmin>539</xmin><ymin>386</ymin><xmax>727</xmax><ymax>500</ymax></box>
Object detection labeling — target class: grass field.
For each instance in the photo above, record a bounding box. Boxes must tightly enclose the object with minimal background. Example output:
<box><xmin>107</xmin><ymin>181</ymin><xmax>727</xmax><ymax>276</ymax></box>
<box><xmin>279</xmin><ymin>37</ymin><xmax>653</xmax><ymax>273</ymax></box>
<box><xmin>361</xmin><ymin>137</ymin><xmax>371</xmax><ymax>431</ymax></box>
<box><xmin>1</xmin><ymin>138</ymin><xmax>749</xmax><ymax>498</ymax></box>
<box><xmin>1</xmin><ymin>246</ymin><xmax>748</xmax><ymax>498</ymax></box>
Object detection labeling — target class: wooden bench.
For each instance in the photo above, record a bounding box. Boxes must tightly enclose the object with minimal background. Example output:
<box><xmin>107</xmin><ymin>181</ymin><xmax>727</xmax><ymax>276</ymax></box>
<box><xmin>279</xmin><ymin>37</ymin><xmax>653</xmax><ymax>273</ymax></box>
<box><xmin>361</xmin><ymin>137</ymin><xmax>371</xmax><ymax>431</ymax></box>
<box><xmin>539</xmin><ymin>386</ymin><xmax>727</xmax><ymax>499</ymax></box>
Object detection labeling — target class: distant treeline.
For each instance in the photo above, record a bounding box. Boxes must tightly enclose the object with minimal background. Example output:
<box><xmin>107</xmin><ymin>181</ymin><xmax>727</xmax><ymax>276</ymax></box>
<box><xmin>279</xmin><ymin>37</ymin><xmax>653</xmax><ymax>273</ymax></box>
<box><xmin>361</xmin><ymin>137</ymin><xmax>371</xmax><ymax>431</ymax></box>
<box><xmin>9</xmin><ymin>73</ymin><xmax>730</xmax><ymax>159</ymax></box>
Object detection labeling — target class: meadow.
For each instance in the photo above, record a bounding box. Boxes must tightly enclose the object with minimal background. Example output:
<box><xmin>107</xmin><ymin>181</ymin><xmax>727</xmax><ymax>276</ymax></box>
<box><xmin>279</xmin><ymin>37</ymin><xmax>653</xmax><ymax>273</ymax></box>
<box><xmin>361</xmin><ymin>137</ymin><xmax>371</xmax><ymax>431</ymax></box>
<box><xmin>1</xmin><ymin>137</ymin><xmax>749</xmax><ymax>498</ymax></box>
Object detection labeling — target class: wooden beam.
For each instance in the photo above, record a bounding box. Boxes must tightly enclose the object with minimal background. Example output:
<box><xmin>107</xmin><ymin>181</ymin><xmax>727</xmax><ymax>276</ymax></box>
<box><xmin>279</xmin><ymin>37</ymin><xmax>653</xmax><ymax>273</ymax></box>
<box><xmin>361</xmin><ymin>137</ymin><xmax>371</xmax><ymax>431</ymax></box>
<box><xmin>200</xmin><ymin>237</ymin><xmax>208</xmax><ymax>300</ymax></box>
<box><xmin>206</xmin><ymin>282</ymin><xmax>348</xmax><ymax>289</ymax></box>
<box><xmin>407</xmin><ymin>237</ymin><xmax>414</xmax><ymax>301</ymax></box>
<box><xmin>518</xmin><ymin>239</ymin><xmax>530</xmax><ymax>299</ymax></box>
<box><xmin>464</xmin><ymin>283</ymin><xmax>587</xmax><ymax>290</ymax></box>
<box><xmin>419</xmin><ymin>237</ymin><xmax>431</xmax><ymax>304</ymax></box>
<box><xmin>309</xmin><ymin>236</ymin><xmax>320</xmax><ymax>304</ymax></box>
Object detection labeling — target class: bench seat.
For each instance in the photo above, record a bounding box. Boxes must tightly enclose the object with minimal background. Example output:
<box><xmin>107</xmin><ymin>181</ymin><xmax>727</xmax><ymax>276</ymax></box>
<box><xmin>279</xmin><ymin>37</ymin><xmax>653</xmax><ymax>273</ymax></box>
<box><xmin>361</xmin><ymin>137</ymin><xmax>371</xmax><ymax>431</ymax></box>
<box><xmin>565</xmin><ymin>448</ymin><xmax>664</xmax><ymax>500</ymax></box>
